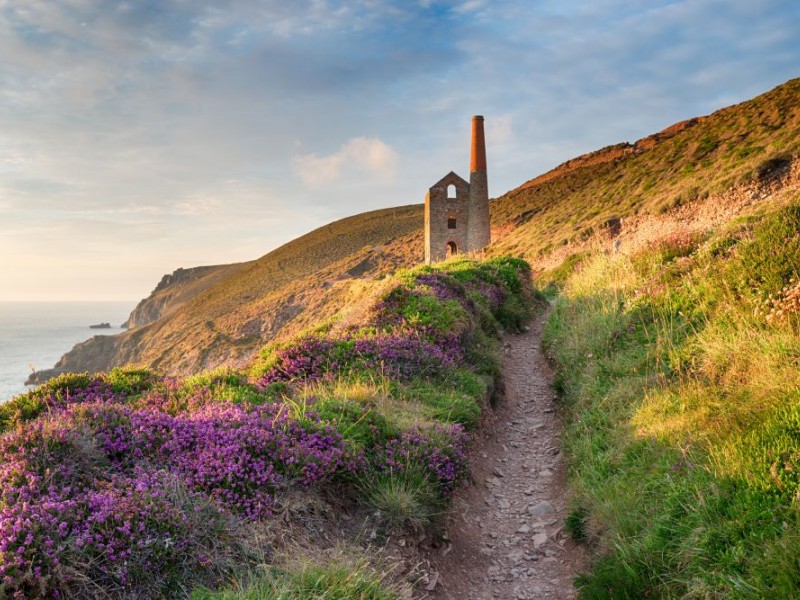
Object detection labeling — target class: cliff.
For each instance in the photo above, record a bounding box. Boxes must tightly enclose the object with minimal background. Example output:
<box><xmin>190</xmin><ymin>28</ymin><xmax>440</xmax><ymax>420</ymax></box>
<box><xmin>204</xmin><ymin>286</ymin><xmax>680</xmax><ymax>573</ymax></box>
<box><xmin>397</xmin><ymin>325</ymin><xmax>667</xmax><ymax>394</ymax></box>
<box><xmin>40</xmin><ymin>205</ymin><xmax>423</xmax><ymax>379</ymax></box>
<box><xmin>122</xmin><ymin>264</ymin><xmax>244</xmax><ymax>329</ymax></box>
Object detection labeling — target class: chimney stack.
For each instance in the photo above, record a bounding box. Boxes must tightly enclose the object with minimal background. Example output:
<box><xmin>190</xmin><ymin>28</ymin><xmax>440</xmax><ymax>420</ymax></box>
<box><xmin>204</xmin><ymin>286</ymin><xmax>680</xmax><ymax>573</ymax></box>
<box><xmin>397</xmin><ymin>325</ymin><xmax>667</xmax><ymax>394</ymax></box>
<box><xmin>468</xmin><ymin>115</ymin><xmax>490</xmax><ymax>251</ymax></box>
<box><xmin>470</xmin><ymin>115</ymin><xmax>487</xmax><ymax>173</ymax></box>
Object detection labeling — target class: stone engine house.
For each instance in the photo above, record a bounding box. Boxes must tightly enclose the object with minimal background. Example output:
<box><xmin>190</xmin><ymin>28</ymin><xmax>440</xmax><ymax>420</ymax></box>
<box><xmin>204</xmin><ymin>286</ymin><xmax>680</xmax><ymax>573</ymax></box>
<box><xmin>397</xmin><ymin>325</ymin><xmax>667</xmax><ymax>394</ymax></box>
<box><xmin>424</xmin><ymin>115</ymin><xmax>491</xmax><ymax>264</ymax></box>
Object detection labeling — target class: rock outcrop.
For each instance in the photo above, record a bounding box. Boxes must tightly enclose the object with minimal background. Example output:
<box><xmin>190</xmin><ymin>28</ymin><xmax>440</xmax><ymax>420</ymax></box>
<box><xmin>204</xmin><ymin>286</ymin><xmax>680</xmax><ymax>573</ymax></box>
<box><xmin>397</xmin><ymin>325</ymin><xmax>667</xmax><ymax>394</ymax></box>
<box><xmin>122</xmin><ymin>264</ymin><xmax>241</xmax><ymax>329</ymax></box>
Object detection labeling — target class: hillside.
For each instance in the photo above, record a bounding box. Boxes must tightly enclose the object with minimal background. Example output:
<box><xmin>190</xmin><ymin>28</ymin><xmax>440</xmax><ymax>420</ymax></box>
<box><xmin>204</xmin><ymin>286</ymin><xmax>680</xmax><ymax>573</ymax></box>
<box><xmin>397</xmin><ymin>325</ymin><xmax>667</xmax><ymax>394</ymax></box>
<box><xmin>121</xmin><ymin>263</ymin><xmax>246</xmax><ymax>330</ymax></box>
<box><xmin>8</xmin><ymin>77</ymin><xmax>800</xmax><ymax>598</ymax></box>
<box><xmin>31</xmin><ymin>79</ymin><xmax>800</xmax><ymax>388</ymax></box>
<box><xmin>0</xmin><ymin>257</ymin><xmax>534</xmax><ymax>599</ymax></box>
<box><xmin>490</xmin><ymin>77</ymin><xmax>800</xmax><ymax>264</ymax></box>
<box><xmin>37</xmin><ymin>205</ymin><xmax>423</xmax><ymax>379</ymax></box>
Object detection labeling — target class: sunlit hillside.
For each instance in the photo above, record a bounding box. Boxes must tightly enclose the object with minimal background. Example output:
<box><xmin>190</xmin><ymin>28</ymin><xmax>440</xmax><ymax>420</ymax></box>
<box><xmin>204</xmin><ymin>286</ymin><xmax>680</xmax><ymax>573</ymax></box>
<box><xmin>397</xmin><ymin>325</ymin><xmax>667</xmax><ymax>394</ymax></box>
<box><xmin>490</xmin><ymin>77</ymin><xmax>800</xmax><ymax>264</ymax></box>
<box><xmin>9</xmin><ymin>76</ymin><xmax>800</xmax><ymax>598</ymax></box>
<box><xmin>49</xmin><ymin>205</ymin><xmax>423</xmax><ymax>377</ymax></box>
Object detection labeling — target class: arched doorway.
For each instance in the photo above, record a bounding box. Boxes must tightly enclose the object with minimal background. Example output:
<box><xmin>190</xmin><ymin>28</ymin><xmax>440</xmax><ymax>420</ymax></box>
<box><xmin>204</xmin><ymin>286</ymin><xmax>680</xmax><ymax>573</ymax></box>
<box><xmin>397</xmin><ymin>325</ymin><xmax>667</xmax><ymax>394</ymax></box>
<box><xmin>446</xmin><ymin>241</ymin><xmax>458</xmax><ymax>258</ymax></box>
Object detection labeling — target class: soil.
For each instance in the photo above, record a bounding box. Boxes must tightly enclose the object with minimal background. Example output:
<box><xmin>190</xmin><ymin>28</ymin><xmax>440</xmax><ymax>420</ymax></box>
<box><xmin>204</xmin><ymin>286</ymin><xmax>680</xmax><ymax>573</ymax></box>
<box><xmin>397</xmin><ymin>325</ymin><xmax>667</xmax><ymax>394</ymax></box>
<box><xmin>418</xmin><ymin>308</ymin><xmax>585</xmax><ymax>599</ymax></box>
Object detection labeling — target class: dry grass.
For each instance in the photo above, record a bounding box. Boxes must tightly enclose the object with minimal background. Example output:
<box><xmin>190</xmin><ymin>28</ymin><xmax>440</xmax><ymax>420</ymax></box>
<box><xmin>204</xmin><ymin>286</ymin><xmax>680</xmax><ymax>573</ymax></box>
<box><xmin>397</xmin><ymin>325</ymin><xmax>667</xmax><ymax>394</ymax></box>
<box><xmin>57</xmin><ymin>206</ymin><xmax>424</xmax><ymax>376</ymax></box>
<box><xmin>489</xmin><ymin>77</ymin><xmax>800</xmax><ymax>263</ymax></box>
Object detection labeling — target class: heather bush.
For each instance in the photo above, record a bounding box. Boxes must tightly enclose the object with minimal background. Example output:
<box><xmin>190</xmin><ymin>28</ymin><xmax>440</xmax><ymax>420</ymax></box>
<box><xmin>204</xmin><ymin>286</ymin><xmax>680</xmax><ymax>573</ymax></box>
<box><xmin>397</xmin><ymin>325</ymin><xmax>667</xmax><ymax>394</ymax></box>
<box><xmin>0</xmin><ymin>415</ymin><xmax>249</xmax><ymax>598</ymax></box>
<box><xmin>368</xmin><ymin>425</ymin><xmax>468</xmax><ymax>497</ymax></box>
<box><xmin>0</xmin><ymin>378</ymin><xmax>123</xmax><ymax>434</ymax></box>
<box><xmin>254</xmin><ymin>332</ymin><xmax>460</xmax><ymax>386</ymax></box>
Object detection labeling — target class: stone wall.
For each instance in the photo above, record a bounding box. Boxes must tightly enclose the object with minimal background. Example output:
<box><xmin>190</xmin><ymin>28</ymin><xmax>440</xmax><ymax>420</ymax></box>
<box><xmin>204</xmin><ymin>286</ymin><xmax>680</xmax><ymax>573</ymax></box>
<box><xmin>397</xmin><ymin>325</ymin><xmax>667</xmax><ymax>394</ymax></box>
<box><xmin>425</xmin><ymin>172</ymin><xmax>471</xmax><ymax>263</ymax></box>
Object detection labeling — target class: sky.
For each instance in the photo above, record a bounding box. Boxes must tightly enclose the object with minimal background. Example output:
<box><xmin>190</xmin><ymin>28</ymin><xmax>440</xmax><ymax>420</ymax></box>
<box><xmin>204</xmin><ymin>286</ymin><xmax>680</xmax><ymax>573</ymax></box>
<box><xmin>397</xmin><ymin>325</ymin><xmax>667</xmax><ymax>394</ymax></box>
<box><xmin>0</xmin><ymin>0</ymin><xmax>798</xmax><ymax>301</ymax></box>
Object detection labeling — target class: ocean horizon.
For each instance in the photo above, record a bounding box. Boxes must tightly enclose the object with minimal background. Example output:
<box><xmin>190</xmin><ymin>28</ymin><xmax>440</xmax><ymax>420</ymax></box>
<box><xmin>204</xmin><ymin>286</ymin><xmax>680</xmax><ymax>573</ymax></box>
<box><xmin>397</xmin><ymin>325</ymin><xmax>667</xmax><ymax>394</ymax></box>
<box><xmin>0</xmin><ymin>301</ymin><xmax>134</xmax><ymax>403</ymax></box>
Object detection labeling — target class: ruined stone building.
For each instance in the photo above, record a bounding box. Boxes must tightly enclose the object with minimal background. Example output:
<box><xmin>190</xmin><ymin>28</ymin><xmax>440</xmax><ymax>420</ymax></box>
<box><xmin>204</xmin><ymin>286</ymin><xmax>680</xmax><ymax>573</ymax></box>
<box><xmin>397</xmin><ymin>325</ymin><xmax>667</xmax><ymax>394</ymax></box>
<box><xmin>424</xmin><ymin>115</ymin><xmax>491</xmax><ymax>264</ymax></box>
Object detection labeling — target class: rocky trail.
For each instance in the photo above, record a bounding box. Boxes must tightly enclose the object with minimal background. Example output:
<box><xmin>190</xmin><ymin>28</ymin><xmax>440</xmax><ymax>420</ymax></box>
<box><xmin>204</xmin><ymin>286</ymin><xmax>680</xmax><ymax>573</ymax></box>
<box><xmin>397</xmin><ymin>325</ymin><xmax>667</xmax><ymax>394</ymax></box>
<box><xmin>420</xmin><ymin>309</ymin><xmax>585</xmax><ymax>599</ymax></box>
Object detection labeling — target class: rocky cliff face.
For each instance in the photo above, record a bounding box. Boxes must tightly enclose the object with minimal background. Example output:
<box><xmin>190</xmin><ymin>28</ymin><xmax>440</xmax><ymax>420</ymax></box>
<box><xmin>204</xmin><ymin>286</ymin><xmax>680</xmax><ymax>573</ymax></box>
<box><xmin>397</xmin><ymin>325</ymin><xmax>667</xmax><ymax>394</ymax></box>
<box><xmin>122</xmin><ymin>264</ymin><xmax>241</xmax><ymax>329</ymax></box>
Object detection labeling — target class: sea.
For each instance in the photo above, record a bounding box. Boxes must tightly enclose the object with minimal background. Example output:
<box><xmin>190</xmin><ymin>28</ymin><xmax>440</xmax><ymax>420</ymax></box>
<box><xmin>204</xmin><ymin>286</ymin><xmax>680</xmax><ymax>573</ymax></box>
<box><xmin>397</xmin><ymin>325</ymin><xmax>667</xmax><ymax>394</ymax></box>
<box><xmin>0</xmin><ymin>302</ymin><xmax>134</xmax><ymax>403</ymax></box>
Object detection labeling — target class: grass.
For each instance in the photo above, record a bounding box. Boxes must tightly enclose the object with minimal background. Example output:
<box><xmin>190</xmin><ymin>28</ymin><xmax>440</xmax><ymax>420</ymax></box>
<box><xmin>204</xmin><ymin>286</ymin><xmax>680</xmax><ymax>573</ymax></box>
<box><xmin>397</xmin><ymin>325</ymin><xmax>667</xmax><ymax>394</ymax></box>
<box><xmin>360</xmin><ymin>469</ymin><xmax>442</xmax><ymax>532</ymax></box>
<box><xmin>191</xmin><ymin>559</ymin><xmax>404</xmax><ymax>600</ymax></box>
<box><xmin>490</xmin><ymin>77</ymin><xmax>800</xmax><ymax>261</ymax></box>
<box><xmin>544</xmin><ymin>200</ymin><xmax>800</xmax><ymax>597</ymax></box>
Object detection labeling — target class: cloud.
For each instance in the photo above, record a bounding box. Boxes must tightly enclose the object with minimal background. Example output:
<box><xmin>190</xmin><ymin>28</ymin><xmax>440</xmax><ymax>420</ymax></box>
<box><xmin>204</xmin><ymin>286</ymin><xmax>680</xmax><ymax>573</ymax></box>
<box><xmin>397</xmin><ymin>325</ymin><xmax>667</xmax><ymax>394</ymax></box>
<box><xmin>293</xmin><ymin>137</ymin><xmax>399</xmax><ymax>186</ymax></box>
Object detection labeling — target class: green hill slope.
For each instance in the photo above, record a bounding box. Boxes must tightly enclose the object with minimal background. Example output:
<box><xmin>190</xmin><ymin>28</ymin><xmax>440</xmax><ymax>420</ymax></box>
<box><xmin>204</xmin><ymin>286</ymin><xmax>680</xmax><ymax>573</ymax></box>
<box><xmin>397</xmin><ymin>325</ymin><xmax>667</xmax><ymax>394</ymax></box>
<box><xmin>489</xmin><ymin>77</ymin><xmax>800</xmax><ymax>263</ymax></box>
<box><xmin>48</xmin><ymin>205</ymin><xmax>423</xmax><ymax>376</ymax></box>
<box><xmin>38</xmin><ymin>78</ymin><xmax>800</xmax><ymax>386</ymax></box>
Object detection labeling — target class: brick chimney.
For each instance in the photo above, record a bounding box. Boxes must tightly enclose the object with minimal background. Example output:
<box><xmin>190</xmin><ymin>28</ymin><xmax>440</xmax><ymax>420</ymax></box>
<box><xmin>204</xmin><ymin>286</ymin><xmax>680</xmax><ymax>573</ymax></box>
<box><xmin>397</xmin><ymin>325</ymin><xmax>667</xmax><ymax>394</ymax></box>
<box><xmin>468</xmin><ymin>115</ymin><xmax>490</xmax><ymax>251</ymax></box>
<box><xmin>470</xmin><ymin>115</ymin><xmax>487</xmax><ymax>173</ymax></box>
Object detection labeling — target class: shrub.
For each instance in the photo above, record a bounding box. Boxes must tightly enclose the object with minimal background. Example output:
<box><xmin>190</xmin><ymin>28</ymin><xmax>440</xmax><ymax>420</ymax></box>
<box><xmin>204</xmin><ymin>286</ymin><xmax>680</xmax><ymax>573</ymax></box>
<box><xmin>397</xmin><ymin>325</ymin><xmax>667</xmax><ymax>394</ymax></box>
<box><xmin>362</xmin><ymin>469</ymin><xmax>441</xmax><ymax>531</ymax></box>
<box><xmin>104</xmin><ymin>366</ymin><xmax>159</xmax><ymax>395</ymax></box>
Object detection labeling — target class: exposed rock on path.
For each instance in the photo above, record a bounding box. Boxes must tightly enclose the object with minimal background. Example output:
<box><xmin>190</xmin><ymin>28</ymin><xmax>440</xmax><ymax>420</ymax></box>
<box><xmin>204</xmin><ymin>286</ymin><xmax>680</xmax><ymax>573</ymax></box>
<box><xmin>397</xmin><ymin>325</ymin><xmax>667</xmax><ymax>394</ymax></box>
<box><xmin>422</xmin><ymin>309</ymin><xmax>584</xmax><ymax>599</ymax></box>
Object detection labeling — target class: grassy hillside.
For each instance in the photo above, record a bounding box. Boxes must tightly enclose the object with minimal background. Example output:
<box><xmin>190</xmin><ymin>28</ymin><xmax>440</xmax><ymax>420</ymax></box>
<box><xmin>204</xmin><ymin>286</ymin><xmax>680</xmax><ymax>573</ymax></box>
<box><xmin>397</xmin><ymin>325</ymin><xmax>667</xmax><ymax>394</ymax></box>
<box><xmin>544</xmin><ymin>201</ymin><xmax>800</xmax><ymax>596</ymax></box>
<box><xmin>54</xmin><ymin>205</ymin><xmax>424</xmax><ymax>376</ymax></box>
<box><xmin>486</xmin><ymin>77</ymin><xmax>800</xmax><ymax>596</ymax></box>
<box><xmin>489</xmin><ymin>77</ymin><xmax>800</xmax><ymax>263</ymax></box>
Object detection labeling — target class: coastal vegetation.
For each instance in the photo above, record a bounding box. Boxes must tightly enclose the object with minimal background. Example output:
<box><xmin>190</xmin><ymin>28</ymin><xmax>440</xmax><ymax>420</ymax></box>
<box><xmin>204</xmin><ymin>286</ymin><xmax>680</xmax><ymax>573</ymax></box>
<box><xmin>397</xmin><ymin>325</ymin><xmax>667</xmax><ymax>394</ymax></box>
<box><xmin>545</xmin><ymin>200</ymin><xmax>800</xmax><ymax>596</ymax></box>
<box><xmin>490</xmin><ymin>78</ymin><xmax>800</xmax><ymax>261</ymax></box>
<box><xmin>0</xmin><ymin>257</ymin><xmax>532</xmax><ymax>598</ymax></box>
<box><xmin>5</xmin><ymin>76</ymin><xmax>799</xmax><ymax>597</ymax></box>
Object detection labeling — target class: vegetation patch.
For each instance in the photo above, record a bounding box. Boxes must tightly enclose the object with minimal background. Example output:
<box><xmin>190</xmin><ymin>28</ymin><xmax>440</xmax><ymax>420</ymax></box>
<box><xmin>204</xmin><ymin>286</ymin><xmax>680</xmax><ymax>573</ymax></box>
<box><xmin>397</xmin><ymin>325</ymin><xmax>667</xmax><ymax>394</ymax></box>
<box><xmin>544</xmin><ymin>200</ymin><xmax>800</xmax><ymax>596</ymax></box>
<box><xmin>0</xmin><ymin>256</ymin><xmax>532</xmax><ymax>599</ymax></box>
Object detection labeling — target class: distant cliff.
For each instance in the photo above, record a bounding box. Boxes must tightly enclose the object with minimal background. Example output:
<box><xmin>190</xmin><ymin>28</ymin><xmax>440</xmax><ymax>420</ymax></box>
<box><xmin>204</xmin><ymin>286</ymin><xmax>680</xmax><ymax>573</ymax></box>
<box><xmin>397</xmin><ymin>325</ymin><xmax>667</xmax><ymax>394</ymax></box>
<box><xmin>122</xmin><ymin>264</ymin><xmax>243</xmax><ymax>329</ymax></box>
<box><xmin>28</xmin><ymin>205</ymin><xmax>424</xmax><ymax>383</ymax></box>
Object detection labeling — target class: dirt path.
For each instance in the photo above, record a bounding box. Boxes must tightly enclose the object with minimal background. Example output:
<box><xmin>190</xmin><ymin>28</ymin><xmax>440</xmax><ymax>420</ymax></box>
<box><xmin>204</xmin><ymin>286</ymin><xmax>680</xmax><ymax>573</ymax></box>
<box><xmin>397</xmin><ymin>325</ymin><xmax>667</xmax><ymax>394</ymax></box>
<box><xmin>421</xmin><ymin>309</ymin><xmax>585</xmax><ymax>599</ymax></box>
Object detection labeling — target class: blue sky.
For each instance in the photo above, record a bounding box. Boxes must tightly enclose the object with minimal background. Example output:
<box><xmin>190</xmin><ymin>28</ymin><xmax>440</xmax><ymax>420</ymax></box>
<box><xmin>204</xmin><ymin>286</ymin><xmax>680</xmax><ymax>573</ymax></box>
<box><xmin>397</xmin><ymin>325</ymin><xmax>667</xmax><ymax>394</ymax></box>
<box><xmin>1</xmin><ymin>0</ymin><xmax>798</xmax><ymax>301</ymax></box>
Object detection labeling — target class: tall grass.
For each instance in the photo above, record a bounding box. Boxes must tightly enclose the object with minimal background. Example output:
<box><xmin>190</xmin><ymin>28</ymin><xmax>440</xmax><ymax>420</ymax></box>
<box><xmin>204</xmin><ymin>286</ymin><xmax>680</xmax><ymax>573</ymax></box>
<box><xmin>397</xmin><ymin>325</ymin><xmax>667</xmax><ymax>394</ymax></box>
<box><xmin>546</xmin><ymin>200</ymin><xmax>800</xmax><ymax>597</ymax></box>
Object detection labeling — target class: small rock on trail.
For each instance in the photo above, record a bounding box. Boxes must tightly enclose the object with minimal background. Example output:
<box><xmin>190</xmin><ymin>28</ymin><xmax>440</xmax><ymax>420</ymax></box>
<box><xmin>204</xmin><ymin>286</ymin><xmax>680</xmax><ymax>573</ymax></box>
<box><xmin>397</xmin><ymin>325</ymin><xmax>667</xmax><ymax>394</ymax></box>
<box><xmin>419</xmin><ymin>309</ymin><xmax>585</xmax><ymax>599</ymax></box>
